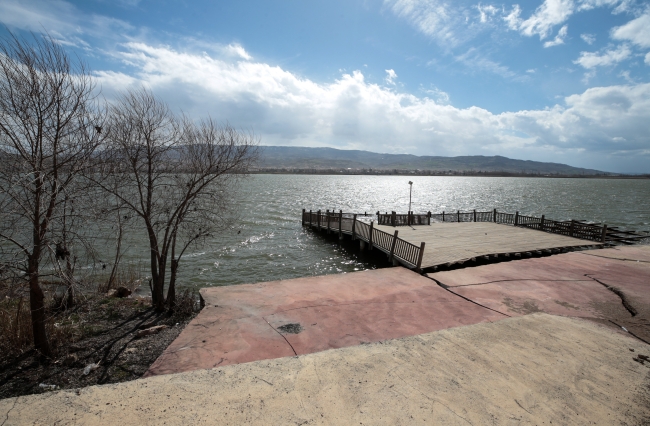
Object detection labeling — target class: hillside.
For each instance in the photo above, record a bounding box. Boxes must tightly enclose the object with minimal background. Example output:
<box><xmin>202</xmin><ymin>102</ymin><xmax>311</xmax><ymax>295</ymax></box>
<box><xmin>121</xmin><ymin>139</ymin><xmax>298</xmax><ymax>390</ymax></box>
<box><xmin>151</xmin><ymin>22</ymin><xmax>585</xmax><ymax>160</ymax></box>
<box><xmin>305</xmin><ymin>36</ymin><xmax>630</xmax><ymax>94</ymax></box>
<box><xmin>257</xmin><ymin>146</ymin><xmax>607</xmax><ymax>175</ymax></box>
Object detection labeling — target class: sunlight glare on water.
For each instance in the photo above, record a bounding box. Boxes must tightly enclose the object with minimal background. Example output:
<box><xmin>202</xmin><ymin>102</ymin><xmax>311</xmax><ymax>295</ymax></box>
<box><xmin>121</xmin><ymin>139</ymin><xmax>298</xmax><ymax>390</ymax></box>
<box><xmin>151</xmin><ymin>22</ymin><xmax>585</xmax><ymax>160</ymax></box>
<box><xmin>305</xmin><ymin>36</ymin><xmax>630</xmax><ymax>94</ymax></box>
<box><xmin>120</xmin><ymin>175</ymin><xmax>650</xmax><ymax>290</ymax></box>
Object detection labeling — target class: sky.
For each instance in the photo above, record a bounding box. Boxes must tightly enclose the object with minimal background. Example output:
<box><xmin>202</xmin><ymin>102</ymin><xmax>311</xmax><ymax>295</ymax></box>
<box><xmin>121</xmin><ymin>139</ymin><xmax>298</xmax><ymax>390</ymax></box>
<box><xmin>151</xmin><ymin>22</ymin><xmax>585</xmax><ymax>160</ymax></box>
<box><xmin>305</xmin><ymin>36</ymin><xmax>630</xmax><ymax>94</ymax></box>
<box><xmin>0</xmin><ymin>0</ymin><xmax>649</xmax><ymax>173</ymax></box>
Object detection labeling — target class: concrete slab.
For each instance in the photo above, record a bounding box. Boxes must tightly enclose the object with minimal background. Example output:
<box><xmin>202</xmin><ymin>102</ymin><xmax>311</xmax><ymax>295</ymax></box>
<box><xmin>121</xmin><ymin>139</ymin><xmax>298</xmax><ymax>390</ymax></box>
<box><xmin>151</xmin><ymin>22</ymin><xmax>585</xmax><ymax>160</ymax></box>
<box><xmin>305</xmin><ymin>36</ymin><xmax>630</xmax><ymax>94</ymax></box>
<box><xmin>428</xmin><ymin>245</ymin><xmax>650</xmax><ymax>342</ymax></box>
<box><xmin>146</xmin><ymin>267</ymin><xmax>506</xmax><ymax>376</ymax></box>
<box><xmin>2</xmin><ymin>314</ymin><xmax>648</xmax><ymax>425</ymax></box>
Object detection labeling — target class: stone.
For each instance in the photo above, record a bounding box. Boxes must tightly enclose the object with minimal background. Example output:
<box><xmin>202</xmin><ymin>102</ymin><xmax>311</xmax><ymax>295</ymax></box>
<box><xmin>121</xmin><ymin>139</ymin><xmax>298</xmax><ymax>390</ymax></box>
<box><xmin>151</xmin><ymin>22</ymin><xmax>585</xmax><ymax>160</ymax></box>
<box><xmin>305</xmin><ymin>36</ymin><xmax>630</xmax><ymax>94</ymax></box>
<box><xmin>63</xmin><ymin>353</ymin><xmax>78</xmax><ymax>366</ymax></box>
<box><xmin>136</xmin><ymin>325</ymin><xmax>168</xmax><ymax>338</ymax></box>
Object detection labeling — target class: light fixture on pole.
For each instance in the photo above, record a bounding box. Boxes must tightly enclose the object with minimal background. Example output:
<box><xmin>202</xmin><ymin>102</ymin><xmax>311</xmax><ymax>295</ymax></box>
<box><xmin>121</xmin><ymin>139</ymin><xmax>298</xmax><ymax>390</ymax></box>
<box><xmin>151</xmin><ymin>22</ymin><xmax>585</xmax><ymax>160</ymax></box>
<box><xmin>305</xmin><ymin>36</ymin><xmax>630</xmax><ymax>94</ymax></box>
<box><xmin>408</xmin><ymin>181</ymin><xmax>413</xmax><ymax>213</ymax></box>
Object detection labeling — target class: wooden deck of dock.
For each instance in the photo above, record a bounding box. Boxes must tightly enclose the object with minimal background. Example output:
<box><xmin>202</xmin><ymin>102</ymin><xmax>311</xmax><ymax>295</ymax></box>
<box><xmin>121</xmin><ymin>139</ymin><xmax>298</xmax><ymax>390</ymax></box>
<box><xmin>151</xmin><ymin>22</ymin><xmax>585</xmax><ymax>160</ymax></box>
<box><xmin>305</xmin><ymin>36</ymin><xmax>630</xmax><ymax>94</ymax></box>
<box><xmin>373</xmin><ymin>222</ymin><xmax>601</xmax><ymax>270</ymax></box>
<box><xmin>302</xmin><ymin>209</ymin><xmax>616</xmax><ymax>272</ymax></box>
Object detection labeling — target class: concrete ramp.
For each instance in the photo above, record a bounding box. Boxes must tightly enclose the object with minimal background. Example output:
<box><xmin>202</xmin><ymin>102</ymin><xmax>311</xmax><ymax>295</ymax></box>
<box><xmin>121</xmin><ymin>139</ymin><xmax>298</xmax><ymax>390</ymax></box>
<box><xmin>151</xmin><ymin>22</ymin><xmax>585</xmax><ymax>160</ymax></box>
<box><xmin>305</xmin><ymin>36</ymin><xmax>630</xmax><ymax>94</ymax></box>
<box><xmin>146</xmin><ymin>267</ymin><xmax>506</xmax><ymax>376</ymax></box>
<box><xmin>2</xmin><ymin>314</ymin><xmax>648</xmax><ymax>425</ymax></box>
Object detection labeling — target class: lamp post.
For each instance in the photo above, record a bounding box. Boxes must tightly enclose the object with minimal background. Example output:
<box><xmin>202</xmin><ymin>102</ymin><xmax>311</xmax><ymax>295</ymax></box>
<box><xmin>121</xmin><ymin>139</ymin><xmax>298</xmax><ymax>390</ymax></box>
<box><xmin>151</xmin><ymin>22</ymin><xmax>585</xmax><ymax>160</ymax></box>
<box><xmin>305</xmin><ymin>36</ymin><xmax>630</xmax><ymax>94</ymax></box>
<box><xmin>408</xmin><ymin>181</ymin><xmax>413</xmax><ymax>213</ymax></box>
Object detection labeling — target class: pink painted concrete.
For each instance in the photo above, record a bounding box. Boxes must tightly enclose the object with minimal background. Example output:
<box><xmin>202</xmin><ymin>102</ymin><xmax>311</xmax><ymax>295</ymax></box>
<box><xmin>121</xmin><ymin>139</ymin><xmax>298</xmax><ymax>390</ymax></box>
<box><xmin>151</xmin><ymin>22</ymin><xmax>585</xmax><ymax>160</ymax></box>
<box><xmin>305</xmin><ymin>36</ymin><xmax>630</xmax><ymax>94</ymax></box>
<box><xmin>450</xmin><ymin>279</ymin><xmax>627</xmax><ymax>318</ymax></box>
<box><xmin>146</xmin><ymin>267</ymin><xmax>506</xmax><ymax>376</ymax></box>
<box><xmin>428</xmin><ymin>246</ymin><xmax>650</xmax><ymax>340</ymax></box>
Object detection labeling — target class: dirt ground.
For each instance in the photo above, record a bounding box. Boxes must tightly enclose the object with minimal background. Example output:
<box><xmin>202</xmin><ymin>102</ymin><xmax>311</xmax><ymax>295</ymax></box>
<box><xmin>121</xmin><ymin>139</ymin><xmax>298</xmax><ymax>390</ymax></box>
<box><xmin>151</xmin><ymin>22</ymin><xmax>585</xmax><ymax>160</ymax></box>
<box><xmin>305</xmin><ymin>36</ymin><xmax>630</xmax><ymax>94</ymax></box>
<box><xmin>0</xmin><ymin>295</ymin><xmax>196</xmax><ymax>400</ymax></box>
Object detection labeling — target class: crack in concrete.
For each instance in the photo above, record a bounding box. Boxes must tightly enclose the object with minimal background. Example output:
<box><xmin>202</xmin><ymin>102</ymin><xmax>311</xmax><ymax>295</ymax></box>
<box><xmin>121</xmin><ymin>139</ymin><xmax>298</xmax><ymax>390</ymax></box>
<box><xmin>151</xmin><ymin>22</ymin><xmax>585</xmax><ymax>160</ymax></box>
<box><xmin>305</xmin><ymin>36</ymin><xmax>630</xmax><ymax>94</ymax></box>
<box><xmin>263</xmin><ymin>317</ymin><xmax>297</xmax><ymax>356</ymax></box>
<box><xmin>579</xmin><ymin>252</ymin><xmax>650</xmax><ymax>264</ymax></box>
<box><xmin>514</xmin><ymin>399</ymin><xmax>532</xmax><ymax>415</ymax></box>
<box><xmin>444</xmin><ymin>279</ymin><xmax>592</xmax><ymax>289</ymax></box>
<box><xmin>426</xmin><ymin>277</ymin><xmax>511</xmax><ymax>318</ymax></box>
<box><xmin>607</xmin><ymin>320</ymin><xmax>650</xmax><ymax>345</ymax></box>
<box><xmin>254</xmin><ymin>376</ymin><xmax>274</xmax><ymax>386</ymax></box>
<box><xmin>1</xmin><ymin>397</ymin><xmax>18</xmax><ymax>426</ymax></box>
<box><xmin>585</xmin><ymin>274</ymin><xmax>637</xmax><ymax>317</ymax></box>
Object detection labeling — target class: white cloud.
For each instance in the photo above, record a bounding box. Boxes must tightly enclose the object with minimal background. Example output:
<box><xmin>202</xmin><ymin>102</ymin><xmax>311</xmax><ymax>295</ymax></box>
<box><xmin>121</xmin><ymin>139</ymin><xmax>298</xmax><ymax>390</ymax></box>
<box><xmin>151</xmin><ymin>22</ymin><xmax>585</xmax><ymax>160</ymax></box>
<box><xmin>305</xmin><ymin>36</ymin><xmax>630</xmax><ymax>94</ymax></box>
<box><xmin>505</xmin><ymin>0</ymin><xmax>630</xmax><ymax>45</ymax></box>
<box><xmin>577</xmin><ymin>0</ymin><xmax>620</xmax><ymax>11</ymax></box>
<box><xmin>385</xmin><ymin>69</ymin><xmax>398</xmax><ymax>85</ymax></box>
<box><xmin>618</xmin><ymin>70</ymin><xmax>634</xmax><ymax>83</ymax></box>
<box><xmin>385</xmin><ymin>0</ymin><xmax>455</xmax><ymax>44</ymax></box>
<box><xmin>504</xmin><ymin>5</ymin><xmax>523</xmax><ymax>30</ymax></box>
<box><xmin>384</xmin><ymin>0</ymin><xmax>475</xmax><ymax>46</ymax></box>
<box><xmin>611</xmin><ymin>11</ymin><xmax>650</xmax><ymax>48</ymax></box>
<box><xmin>646</xmin><ymin>52</ymin><xmax>650</xmax><ymax>65</ymax></box>
<box><xmin>477</xmin><ymin>4</ymin><xmax>499</xmax><ymax>23</ymax></box>
<box><xmin>92</xmin><ymin>42</ymin><xmax>650</xmax><ymax>171</ymax></box>
<box><xmin>222</xmin><ymin>43</ymin><xmax>252</xmax><ymax>60</ymax></box>
<box><xmin>455</xmin><ymin>48</ymin><xmax>519</xmax><ymax>80</ymax></box>
<box><xmin>517</xmin><ymin>0</ymin><xmax>574</xmax><ymax>39</ymax></box>
<box><xmin>421</xmin><ymin>86</ymin><xmax>450</xmax><ymax>104</ymax></box>
<box><xmin>580</xmin><ymin>33</ymin><xmax>596</xmax><ymax>44</ymax></box>
<box><xmin>544</xmin><ymin>24</ymin><xmax>569</xmax><ymax>47</ymax></box>
<box><xmin>574</xmin><ymin>44</ymin><xmax>631</xmax><ymax>68</ymax></box>
<box><xmin>0</xmin><ymin>0</ymin><xmax>133</xmax><ymax>45</ymax></box>
<box><xmin>577</xmin><ymin>0</ymin><xmax>632</xmax><ymax>13</ymax></box>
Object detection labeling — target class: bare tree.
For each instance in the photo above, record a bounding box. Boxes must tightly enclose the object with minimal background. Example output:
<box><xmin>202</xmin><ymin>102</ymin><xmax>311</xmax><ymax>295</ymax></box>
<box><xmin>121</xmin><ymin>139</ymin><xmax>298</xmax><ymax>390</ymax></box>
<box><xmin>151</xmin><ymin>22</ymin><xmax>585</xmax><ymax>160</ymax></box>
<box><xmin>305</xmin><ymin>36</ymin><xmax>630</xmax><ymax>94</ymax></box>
<box><xmin>0</xmin><ymin>32</ymin><xmax>103</xmax><ymax>355</ymax></box>
<box><xmin>99</xmin><ymin>88</ymin><xmax>257</xmax><ymax>311</ymax></box>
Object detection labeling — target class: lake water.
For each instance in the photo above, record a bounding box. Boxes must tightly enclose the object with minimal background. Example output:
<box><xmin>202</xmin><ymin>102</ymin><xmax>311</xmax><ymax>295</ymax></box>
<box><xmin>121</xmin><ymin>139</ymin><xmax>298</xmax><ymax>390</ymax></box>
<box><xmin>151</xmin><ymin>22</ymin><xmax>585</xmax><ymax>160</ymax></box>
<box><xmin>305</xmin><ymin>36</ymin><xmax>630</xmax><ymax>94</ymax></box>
<box><xmin>116</xmin><ymin>175</ymin><xmax>650</xmax><ymax>290</ymax></box>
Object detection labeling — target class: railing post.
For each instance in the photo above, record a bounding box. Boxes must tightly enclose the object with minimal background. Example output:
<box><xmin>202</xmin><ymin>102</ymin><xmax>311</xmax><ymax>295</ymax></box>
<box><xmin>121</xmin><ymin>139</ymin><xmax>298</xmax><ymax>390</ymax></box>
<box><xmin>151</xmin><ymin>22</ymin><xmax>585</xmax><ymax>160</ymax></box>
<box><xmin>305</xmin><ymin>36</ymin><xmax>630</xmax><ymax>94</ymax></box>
<box><xmin>540</xmin><ymin>215</ymin><xmax>545</xmax><ymax>231</ymax></box>
<box><xmin>601</xmin><ymin>224</ymin><xmax>608</xmax><ymax>243</ymax></box>
<box><xmin>427</xmin><ymin>211</ymin><xmax>431</xmax><ymax>225</ymax></box>
<box><xmin>369</xmin><ymin>221</ymin><xmax>374</xmax><ymax>250</ymax></box>
<box><xmin>389</xmin><ymin>230</ymin><xmax>399</xmax><ymax>262</ymax></box>
<box><xmin>391</xmin><ymin>211</ymin><xmax>396</xmax><ymax>227</ymax></box>
<box><xmin>416</xmin><ymin>242</ymin><xmax>426</xmax><ymax>272</ymax></box>
<box><xmin>338</xmin><ymin>210</ymin><xmax>343</xmax><ymax>239</ymax></box>
<box><xmin>473</xmin><ymin>209</ymin><xmax>476</xmax><ymax>222</ymax></box>
<box><xmin>317</xmin><ymin>210</ymin><xmax>321</xmax><ymax>229</ymax></box>
<box><xmin>514</xmin><ymin>211</ymin><xmax>519</xmax><ymax>226</ymax></box>
<box><xmin>326</xmin><ymin>209</ymin><xmax>330</xmax><ymax>233</ymax></box>
<box><xmin>351</xmin><ymin>214</ymin><xmax>357</xmax><ymax>240</ymax></box>
<box><xmin>457</xmin><ymin>210</ymin><xmax>460</xmax><ymax>223</ymax></box>
<box><xmin>309</xmin><ymin>210</ymin><xmax>312</xmax><ymax>227</ymax></box>
<box><xmin>377</xmin><ymin>211</ymin><xmax>380</xmax><ymax>223</ymax></box>
<box><xmin>569</xmin><ymin>219</ymin><xmax>575</xmax><ymax>237</ymax></box>
<box><xmin>442</xmin><ymin>211</ymin><xmax>445</xmax><ymax>222</ymax></box>
<box><xmin>302</xmin><ymin>208</ymin><xmax>305</xmax><ymax>226</ymax></box>
<box><xmin>493</xmin><ymin>208</ymin><xmax>497</xmax><ymax>223</ymax></box>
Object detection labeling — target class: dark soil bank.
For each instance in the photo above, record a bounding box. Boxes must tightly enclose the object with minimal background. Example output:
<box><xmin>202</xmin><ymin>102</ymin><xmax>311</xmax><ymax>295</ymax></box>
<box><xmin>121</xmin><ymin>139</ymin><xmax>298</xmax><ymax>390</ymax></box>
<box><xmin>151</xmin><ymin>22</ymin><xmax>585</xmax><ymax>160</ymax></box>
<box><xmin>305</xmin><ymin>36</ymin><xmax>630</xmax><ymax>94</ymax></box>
<box><xmin>0</xmin><ymin>296</ymin><xmax>196</xmax><ymax>399</ymax></box>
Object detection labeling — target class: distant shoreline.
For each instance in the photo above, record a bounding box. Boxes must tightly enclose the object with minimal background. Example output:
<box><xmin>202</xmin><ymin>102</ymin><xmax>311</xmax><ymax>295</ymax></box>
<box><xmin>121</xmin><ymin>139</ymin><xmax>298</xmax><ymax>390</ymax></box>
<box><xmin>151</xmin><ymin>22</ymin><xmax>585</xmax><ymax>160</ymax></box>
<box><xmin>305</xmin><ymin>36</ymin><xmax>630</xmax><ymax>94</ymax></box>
<box><xmin>250</xmin><ymin>169</ymin><xmax>650</xmax><ymax>179</ymax></box>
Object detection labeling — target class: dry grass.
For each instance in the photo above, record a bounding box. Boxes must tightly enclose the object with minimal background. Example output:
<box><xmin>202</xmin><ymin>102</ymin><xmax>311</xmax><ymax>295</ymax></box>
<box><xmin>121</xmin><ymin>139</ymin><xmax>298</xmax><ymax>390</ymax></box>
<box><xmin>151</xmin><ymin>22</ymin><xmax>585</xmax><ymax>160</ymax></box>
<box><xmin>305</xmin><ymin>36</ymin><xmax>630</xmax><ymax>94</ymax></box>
<box><xmin>0</xmin><ymin>262</ymin><xmax>151</xmax><ymax>358</ymax></box>
<box><xmin>97</xmin><ymin>261</ymin><xmax>147</xmax><ymax>294</ymax></box>
<box><xmin>0</xmin><ymin>296</ymin><xmax>32</xmax><ymax>356</ymax></box>
<box><xmin>0</xmin><ymin>295</ymin><xmax>88</xmax><ymax>358</ymax></box>
<box><xmin>0</xmin><ymin>261</ymin><xmax>199</xmax><ymax>358</ymax></box>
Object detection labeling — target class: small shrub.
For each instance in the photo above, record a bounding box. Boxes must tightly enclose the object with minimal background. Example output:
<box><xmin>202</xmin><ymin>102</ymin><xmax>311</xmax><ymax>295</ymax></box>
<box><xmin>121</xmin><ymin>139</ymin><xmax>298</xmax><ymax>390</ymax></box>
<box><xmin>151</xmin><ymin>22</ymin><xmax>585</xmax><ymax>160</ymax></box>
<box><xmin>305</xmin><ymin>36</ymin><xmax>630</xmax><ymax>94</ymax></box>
<box><xmin>172</xmin><ymin>289</ymin><xmax>201</xmax><ymax>319</ymax></box>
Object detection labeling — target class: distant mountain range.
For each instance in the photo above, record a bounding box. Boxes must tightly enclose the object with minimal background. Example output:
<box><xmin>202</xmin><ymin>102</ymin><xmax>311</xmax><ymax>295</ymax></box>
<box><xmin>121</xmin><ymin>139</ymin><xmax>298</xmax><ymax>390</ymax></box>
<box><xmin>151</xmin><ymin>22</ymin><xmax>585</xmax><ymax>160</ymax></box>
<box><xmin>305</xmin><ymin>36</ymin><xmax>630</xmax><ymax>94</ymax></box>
<box><xmin>256</xmin><ymin>146</ymin><xmax>608</xmax><ymax>175</ymax></box>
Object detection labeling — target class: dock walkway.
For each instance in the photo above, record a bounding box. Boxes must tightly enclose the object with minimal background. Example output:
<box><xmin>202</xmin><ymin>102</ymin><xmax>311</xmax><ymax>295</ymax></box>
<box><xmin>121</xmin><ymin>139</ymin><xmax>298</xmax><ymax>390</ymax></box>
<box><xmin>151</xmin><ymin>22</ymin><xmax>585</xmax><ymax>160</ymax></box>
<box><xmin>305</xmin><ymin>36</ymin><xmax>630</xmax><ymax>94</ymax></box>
<box><xmin>375</xmin><ymin>221</ymin><xmax>600</xmax><ymax>270</ymax></box>
<box><xmin>302</xmin><ymin>209</ymin><xmax>607</xmax><ymax>271</ymax></box>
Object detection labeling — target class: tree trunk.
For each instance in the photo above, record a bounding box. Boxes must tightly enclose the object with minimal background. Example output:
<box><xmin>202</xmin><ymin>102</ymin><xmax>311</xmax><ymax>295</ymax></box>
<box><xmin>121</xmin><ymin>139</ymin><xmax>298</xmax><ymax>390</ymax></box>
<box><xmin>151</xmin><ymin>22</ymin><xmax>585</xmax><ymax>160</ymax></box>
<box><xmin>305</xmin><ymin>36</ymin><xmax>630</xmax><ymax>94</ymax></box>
<box><xmin>107</xmin><ymin>214</ymin><xmax>124</xmax><ymax>291</ymax></box>
<box><xmin>28</xmin><ymin>255</ymin><xmax>51</xmax><ymax>356</ymax></box>
<box><xmin>152</xmin><ymin>255</ymin><xmax>166</xmax><ymax>312</ymax></box>
<box><xmin>167</xmin><ymin>258</ymin><xmax>178</xmax><ymax>311</ymax></box>
<box><xmin>65</xmin><ymin>257</ymin><xmax>75</xmax><ymax>309</ymax></box>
